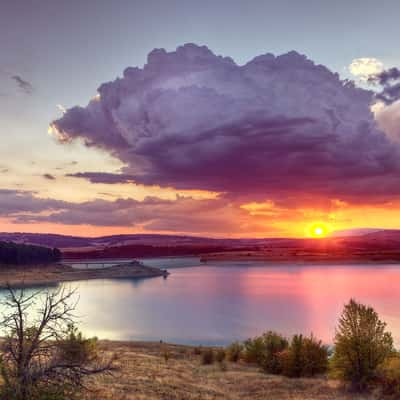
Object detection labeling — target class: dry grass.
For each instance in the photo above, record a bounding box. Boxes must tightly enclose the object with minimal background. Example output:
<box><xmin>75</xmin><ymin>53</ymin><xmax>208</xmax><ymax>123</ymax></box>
<box><xmin>84</xmin><ymin>341</ymin><xmax>377</xmax><ymax>400</ymax></box>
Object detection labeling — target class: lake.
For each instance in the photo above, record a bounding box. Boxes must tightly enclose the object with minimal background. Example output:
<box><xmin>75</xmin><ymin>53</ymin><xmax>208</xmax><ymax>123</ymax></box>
<box><xmin>2</xmin><ymin>257</ymin><xmax>400</xmax><ymax>345</ymax></box>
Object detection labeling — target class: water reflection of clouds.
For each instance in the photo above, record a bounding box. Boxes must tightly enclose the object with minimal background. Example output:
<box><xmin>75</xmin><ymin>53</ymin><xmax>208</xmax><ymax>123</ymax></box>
<box><xmin>1</xmin><ymin>262</ymin><xmax>399</xmax><ymax>346</ymax></box>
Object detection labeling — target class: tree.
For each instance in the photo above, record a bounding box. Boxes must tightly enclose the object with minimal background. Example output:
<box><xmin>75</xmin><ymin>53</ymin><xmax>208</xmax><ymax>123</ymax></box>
<box><xmin>0</xmin><ymin>285</ymin><xmax>116</xmax><ymax>400</ymax></box>
<box><xmin>331</xmin><ymin>299</ymin><xmax>394</xmax><ymax>391</ymax></box>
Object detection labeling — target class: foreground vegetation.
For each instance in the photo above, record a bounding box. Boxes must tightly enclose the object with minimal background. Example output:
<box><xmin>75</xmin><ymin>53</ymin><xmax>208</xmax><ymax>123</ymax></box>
<box><xmin>0</xmin><ymin>286</ymin><xmax>399</xmax><ymax>399</ymax></box>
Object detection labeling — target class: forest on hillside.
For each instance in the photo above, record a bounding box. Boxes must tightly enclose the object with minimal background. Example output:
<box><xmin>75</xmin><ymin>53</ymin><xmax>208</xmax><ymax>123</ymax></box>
<box><xmin>0</xmin><ymin>241</ymin><xmax>62</xmax><ymax>265</ymax></box>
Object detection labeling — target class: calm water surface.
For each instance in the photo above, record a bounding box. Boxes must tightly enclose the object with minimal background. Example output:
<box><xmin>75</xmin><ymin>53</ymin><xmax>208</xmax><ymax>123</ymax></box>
<box><xmin>2</xmin><ymin>258</ymin><xmax>400</xmax><ymax>345</ymax></box>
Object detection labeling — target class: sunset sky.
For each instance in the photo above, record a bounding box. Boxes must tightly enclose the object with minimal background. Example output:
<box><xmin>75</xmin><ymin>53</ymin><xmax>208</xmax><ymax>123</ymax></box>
<box><xmin>1</xmin><ymin>0</ymin><xmax>400</xmax><ymax>238</ymax></box>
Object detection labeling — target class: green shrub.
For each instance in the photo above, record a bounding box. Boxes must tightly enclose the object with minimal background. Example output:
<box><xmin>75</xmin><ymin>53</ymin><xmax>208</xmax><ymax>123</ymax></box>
<box><xmin>376</xmin><ymin>354</ymin><xmax>400</xmax><ymax>397</ymax></box>
<box><xmin>279</xmin><ymin>334</ymin><xmax>328</xmax><ymax>378</ymax></box>
<box><xmin>57</xmin><ymin>324</ymin><xmax>98</xmax><ymax>365</ymax></box>
<box><xmin>226</xmin><ymin>341</ymin><xmax>243</xmax><ymax>362</ymax></box>
<box><xmin>243</xmin><ymin>331</ymin><xmax>288</xmax><ymax>374</ymax></box>
<box><xmin>243</xmin><ymin>336</ymin><xmax>265</xmax><ymax>364</ymax></box>
<box><xmin>331</xmin><ymin>299</ymin><xmax>394</xmax><ymax>391</ymax></box>
<box><xmin>216</xmin><ymin>349</ymin><xmax>226</xmax><ymax>363</ymax></box>
<box><xmin>201</xmin><ymin>349</ymin><xmax>214</xmax><ymax>365</ymax></box>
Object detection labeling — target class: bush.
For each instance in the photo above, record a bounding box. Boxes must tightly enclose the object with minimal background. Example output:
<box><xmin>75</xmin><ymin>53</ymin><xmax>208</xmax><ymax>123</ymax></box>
<box><xmin>243</xmin><ymin>336</ymin><xmax>266</xmax><ymax>364</ymax></box>
<box><xmin>376</xmin><ymin>354</ymin><xmax>400</xmax><ymax>397</ymax></box>
<box><xmin>331</xmin><ymin>299</ymin><xmax>394</xmax><ymax>391</ymax></box>
<box><xmin>215</xmin><ymin>349</ymin><xmax>226</xmax><ymax>363</ymax></box>
<box><xmin>201</xmin><ymin>349</ymin><xmax>214</xmax><ymax>365</ymax></box>
<box><xmin>57</xmin><ymin>324</ymin><xmax>98</xmax><ymax>365</ymax></box>
<box><xmin>279</xmin><ymin>334</ymin><xmax>328</xmax><ymax>378</ymax></box>
<box><xmin>243</xmin><ymin>331</ymin><xmax>288</xmax><ymax>374</ymax></box>
<box><xmin>226</xmin><ymin>341</ymin><xmax>243</xmax><ymax>362</ymax></box>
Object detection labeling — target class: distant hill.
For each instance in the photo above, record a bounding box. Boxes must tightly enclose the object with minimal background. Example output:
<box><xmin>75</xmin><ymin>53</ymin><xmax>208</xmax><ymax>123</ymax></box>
<box><xmin>0</xmin><ymin>232</ymin><xmax>266</xmax><ymax>250</ymax></box>
<box><xmin>329</xmin><ymin>228</ymin><xmax>383</xmax><ymax>237</ymax></box>
<box><xmin>2</xmin><ymin>230</ymin><xmax>400</xmax><ymax>249</ymax></box>
<box><xmin>2</xmin><ymin>230</ymin><xmax>400</xmax><ymax>262</ymax></box>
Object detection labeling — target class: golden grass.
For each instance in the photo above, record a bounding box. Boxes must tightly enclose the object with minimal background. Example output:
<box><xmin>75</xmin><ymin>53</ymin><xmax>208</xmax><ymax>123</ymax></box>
<box><xmin>85</xmin><ymin>341</ymin><xmax>377</xmax><ymax>400</ymax></box>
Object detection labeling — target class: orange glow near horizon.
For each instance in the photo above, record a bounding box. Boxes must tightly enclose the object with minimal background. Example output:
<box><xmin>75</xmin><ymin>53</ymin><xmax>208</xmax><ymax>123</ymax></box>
<box><xmin>3</xmin><ymin>200</ymin><xmax>400</xmax><ymax>239</ymax></box>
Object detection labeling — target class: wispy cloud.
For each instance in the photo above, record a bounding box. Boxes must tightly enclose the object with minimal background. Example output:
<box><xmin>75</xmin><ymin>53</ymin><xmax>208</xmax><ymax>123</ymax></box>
<box><xmin>11</xmin><ymin>75</ymin><xmax>33</xmax><ymax>94</ymax></box>
<box><xmin>43</xmin><ymin>173</ymin><xmax>56</xmax><ymax>180</ymax></box>
<box><xmin>66</xmin><ymin>172</ymin><xmax>135</xmax><ymax>184</ymax></box>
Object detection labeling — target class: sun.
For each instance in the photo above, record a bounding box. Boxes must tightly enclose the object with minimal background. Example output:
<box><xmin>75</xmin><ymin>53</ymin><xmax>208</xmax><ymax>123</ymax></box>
<box><xmin>309</xmin><ymin>223</ymin><xmax>329</xmax><ymax>238</ymax></box>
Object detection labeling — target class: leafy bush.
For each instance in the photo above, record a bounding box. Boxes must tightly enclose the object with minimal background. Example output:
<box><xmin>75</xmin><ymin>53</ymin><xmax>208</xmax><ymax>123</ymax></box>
<box><xmin>226</xmin><ymin>341</ymin><xmax>243</xmax><ymax>362</ymax></box>
<box><xmin>243</xmin><ymin>331</ymin><xmax>288</xmax><ymax>374</ymax></box>
<box><xmin>201</xmin><ymin>349</ymin><xmax>214</xmax><ymax>365</ymax></box>
<box><xmin>243</xmin><ymin>336</ymin><xmax>266</xmax><ymax>364</ymax></box>
<box><xmin>215</xmin><ymin>349</ymin><xmax>226</xmax><ymax>363</ymax></box>
<box><xmin>376</xmin><ymin>354</ymin><xmax>400</xmax><ymax>397</ymax></box>
<box><xmin>279</xmin><ymin>334</ymin><xmax>328</xmax><ymax>378</ymax></box>
<box><xmin>57</xmin><ymin>324</ymin><xmax>98</xmax><ymax>365</ymax></box>
<box><xmin>331</xmin><ymin>299</ymin><xmax>394</xmax><ymax>391</ymax></box>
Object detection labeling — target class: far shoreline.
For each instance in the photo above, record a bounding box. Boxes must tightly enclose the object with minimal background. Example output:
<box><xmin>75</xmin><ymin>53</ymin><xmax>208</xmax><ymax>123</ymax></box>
<box><xmin>200</xmin><ymin>251</ymin><xmax>400</xmax><ymax>265</ymax></box>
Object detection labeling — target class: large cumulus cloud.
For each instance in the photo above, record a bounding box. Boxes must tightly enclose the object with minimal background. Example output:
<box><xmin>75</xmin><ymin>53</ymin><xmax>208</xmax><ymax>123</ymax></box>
<box><xmin>51</xmin><ymin>44</ymin><xmax>400</xmax><ymax>203</ymax></box>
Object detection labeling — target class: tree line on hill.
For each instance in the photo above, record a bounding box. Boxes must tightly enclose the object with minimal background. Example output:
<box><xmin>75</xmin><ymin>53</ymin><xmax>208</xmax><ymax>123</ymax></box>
<box><xmin>0</xmin><ymin>241</ymin><xmax>62</xmax><ymax>265</ymax></box>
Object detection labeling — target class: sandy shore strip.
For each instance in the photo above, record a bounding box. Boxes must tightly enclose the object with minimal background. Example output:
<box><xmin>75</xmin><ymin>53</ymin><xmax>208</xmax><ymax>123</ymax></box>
<box><xmin>0</xmin><ymin>261</ymin><xmax>169</xmax><ymax>288</ymax></box>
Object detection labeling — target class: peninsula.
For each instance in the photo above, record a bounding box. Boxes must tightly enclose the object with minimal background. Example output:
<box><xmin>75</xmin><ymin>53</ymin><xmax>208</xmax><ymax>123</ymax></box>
<box><xmin>0</xmin><ymin>261</ymin><xmax>168</xmax><ymax>289</ymax></box>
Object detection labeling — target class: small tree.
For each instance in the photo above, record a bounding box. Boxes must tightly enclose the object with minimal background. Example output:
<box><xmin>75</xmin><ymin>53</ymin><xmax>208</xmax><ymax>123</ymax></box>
<box><xmin>331</xmin><ymin>299</ymin><xmax>393</xmax><ymax>391</ymax></box>
<box><xmin>0</xmin><ymin>285</ymin><xmax>116</xmax><ymax>400</ymax></box>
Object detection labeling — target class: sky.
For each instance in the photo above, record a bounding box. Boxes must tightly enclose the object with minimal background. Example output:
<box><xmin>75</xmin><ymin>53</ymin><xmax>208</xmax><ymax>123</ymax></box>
<box><xmin>1</xmin><ymin>0</ymin><xmax>400</xmax><ymax>238</ymax></box>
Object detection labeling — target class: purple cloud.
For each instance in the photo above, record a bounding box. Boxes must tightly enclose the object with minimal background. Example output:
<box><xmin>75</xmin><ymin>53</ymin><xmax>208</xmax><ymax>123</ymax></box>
<box><xmin>51</xmin><ymin>44</ymin><xmax>400</xmax><ymax>204</ymax></box>
<box><xmin>0</xmin><ymin>189</ymin><xmax>65</xmax><ymax>215</ymax></box>
<box><xmin>1</xmin><ymin>190</ymin><xmax>269</xmax><ymax>234</ymax></box>
<box><xmin>66</xmin><ymin>172</ymin><xmax>135</xmax><ymax>184</ymax></box>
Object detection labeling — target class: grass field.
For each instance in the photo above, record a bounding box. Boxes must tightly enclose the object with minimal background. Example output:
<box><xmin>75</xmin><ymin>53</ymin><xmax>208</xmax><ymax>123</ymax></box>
<box><xmin>86</xmin><ymin>341</ymin><xmax>377</xmax><ymax>400</ymax></box>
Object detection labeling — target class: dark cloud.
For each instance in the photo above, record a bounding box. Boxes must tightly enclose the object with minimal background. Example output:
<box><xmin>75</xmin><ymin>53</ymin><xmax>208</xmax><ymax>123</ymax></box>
<box><xmin>43</xmin><ymin>173</ymin><xmax>56</xmax><ymax>180</ymax></box>
<box><xmin>369</xmin><ymin>67</ymin><xmax>400</xmax><ymax>105</ymax></box>
<box><xmin>11</xmin><ymin>75</ymin><xmax>33</xmax><ymax>94</ymax></box>
<box><xmin>66</xmin><ymin>172</ymin><xmax>135</xmax><ymax>184</ymax></box>
<box><xmin>51</xmin><ymin>44</ymin><xmax>400</xmax><ymax>204</ymax></box>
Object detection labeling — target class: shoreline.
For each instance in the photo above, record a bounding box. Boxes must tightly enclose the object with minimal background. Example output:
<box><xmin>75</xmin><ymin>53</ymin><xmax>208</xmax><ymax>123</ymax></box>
<box><xmin>0</xmin><ymin>261</ymin><xmax>169</xmax><ymax>289</ymax></box>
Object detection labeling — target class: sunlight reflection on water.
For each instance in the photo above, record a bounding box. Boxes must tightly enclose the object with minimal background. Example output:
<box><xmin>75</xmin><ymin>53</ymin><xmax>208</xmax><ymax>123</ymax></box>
<box><xmin>1</xmin><ymin>258</ymin><xmax>399</xmax><ymax>346</ymax></box>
